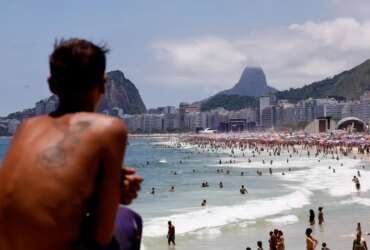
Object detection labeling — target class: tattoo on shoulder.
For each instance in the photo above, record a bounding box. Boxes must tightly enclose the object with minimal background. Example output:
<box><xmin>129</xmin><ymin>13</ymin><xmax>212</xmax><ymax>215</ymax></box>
<box><xmin>38</xmin><ymin>120</ymin><xmax>92</xmax><ymax>167</ymax></box>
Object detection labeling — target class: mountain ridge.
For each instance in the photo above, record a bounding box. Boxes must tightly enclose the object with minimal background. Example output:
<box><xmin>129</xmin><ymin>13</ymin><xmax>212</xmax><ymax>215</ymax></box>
<box><xmin>201</xmin><ymin>59</ymin><xmax>370</xmax><ymax>111</ymax></box>
<box><xmin>3</xmin><ymin>70</ymin><xmax>146</xmax><ymax>120</ymax></box>
<box><xmin>276</xmin><ymin>59</ymin><xmax>370</xmax><ymax>101</ymax></box>
<box><xmin>201</xmin><ymin>66</ymin><xmax>276</xmax><ymax>111</ymax></box>
<box><xmin>98</xmin><ymin>70</ymin><xmax>147</xmax><ymax>115</ymax></box>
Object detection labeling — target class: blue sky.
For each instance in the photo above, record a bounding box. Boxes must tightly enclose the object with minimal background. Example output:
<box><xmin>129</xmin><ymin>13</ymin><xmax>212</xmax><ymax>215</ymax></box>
<box><xmin>1</xmin><ymin>0</ymin><xmax>370</xmax><ymax>115</ymax></box>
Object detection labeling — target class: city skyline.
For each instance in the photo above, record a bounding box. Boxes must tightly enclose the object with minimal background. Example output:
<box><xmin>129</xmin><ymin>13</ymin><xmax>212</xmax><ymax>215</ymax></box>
<box><xmin>2</xmin><ymin>0</ymin><xmax>370</xmax><ymax>115</ymax></box>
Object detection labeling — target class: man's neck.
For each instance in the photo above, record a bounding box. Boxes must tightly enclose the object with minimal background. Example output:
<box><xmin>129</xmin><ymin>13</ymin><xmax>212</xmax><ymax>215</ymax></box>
<box><xmin>50</xmin><ymin>102</ymin><xmax>95</xmax><ymax>117</ymax></box>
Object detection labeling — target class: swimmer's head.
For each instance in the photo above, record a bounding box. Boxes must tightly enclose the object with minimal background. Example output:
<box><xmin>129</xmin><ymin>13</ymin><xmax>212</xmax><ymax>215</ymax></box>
<box><xmin>48</xmin><ymin>38</ymin><xmax>109</xmax><ymax>108</ymax></box>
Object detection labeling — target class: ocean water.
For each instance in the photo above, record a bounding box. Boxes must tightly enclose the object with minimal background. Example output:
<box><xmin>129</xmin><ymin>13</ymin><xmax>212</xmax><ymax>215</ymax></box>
<box><xmin>1</xmin><ymin>136</ymin><xmax>370</xmax><ymax>249</ymax></box>
<box><xmin>125</xmin><ymin>136</ymin><xmax>370</xmax><ymax>250</ymax></box>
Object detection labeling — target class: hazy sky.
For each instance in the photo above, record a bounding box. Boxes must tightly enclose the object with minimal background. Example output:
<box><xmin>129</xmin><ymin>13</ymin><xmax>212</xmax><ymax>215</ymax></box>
<box><xmin>1</xmin><ymin>0</ymin><xmax>370</xmax><ymax>115</ymax></box>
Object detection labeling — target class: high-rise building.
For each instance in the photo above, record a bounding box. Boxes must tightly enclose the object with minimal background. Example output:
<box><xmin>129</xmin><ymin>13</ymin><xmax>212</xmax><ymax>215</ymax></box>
<box><xmin>179</xmin><ymin>103</ymin><xmax>201</xmax><ymax>128</ymax></box>
<box><xmin>342</xmin><ymin>101</ymin><xmax>361</xmax><ymax>119</ymax></box>
<box><xmin>359</xmin><ymin>91</ymin><xmax>370</xmax><ymax>122</ymax></box>
<box><xmin>259</xmin><ymin>96</ymin><xmax>276</xmax><ymax>126</ymax></box>
<box><xmin>261</xmin><ymin>106</ymin><xmax>276</xmax><ymax>129</ymax></box>
<box><xmin>315</xmin><ymin>98</ymin><xmax>344</xmax><ymax>120</ymax></box>
<box><xmin>35</xmin><ymin>100</ymin><xmax>46</xmax><ymax>115</ymax></box>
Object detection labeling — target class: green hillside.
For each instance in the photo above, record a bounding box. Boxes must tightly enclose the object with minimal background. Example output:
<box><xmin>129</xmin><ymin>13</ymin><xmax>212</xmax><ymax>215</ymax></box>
<box><xmin>276</xmin><ymin>59</ymin><xmax>370</xmax><ymax>102</ymax></box>
<box><xmin>201</xmin><ymin>94</ymin><xmax>258</xmax><ymax>111</ymax></box>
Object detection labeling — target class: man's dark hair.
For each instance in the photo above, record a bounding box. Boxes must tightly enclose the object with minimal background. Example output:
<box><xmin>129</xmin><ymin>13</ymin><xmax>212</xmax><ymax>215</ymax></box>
<box><xmin>49</xmin><ymin>38</ymin><xmax>109</xmax><ymax>97</ymax></box>
<box><xmin>257</xmin><ymin>241</ymin><xmax>262</xmax><ymax>247</ymax></box>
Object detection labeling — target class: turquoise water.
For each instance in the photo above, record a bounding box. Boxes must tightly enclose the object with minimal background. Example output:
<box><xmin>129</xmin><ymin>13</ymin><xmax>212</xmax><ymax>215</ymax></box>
<box><xmin>1</xmin><ymin>136</ymin><xmax>370</xmax><ymax>249</ymax></box>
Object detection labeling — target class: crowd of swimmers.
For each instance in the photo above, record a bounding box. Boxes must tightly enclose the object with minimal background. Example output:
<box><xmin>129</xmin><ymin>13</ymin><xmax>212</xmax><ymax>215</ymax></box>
<box><xmin>146</xmin><ymin>134</ymin><xmax>370</xmax><ymax>248</ymax></box>
<box><xmin>245</xmin><ymin>229</ymin><xmax>285</xmax><ymax>250</ymax></box>
<box><xmin>243</xmin><ymin>213</ymin><xmax>369</xmax><ymax>249</ymax></box>
<box><xmin>309</xmin><ymin>207</ymin><xmax>325</xmax><ymax>225</ymax></box>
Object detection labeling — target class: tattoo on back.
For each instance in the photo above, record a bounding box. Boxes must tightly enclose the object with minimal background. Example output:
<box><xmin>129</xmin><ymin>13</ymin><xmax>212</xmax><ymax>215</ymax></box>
<box><xmin>38</xmin><ymin>121</ymin><xmax>92</xmax><ymax>167</ymax></box>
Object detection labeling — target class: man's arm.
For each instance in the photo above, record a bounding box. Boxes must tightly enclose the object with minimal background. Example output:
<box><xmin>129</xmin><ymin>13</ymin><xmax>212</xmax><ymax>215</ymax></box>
<box><xmin>91</xmin><ymin>119</ymin><xmax>127</xmax><ymax>246</ymax></box>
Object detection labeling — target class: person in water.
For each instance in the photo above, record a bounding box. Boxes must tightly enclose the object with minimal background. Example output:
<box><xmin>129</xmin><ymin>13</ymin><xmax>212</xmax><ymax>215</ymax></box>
<box><xmin>269</xmin><ymin>231</ymin><xmax>277</xmax><ymax>250</ymax></box>
<box><xmin>309</xmin><ymin>209</ymin><xmax>315</xmax><ymax>225</ymax></box>
<box><xmin>321</xmin><ymin>242</ymin><xmax>330</xmax><ymax>250</ymax></box>
<box><xmin>151</xmin><ymin>187</ymin><xmax>155</xmax><ymax>195</ymax></box>
<box><xmin>0</xmin><ymin>39</ymin><xmax>143</xmax><ymax>250</ymax></box>
<box><xmin>167</xmin><ymin>221</ymin><xmax>176</xmax><ymax>246</ymax></box>
<box><xmin>257</xmin><ymin>240</ymin><xmax>263</xmax><ymax>250</ymax></box>
<box><xmin>357</xmin><ymin>222</ymin><xmax>362</xmax><ymax>236</ymax></box>
<box><xmin>318</xmin><ymin>207</ymin><xmax>324</xmax><ymax>225</ymax></box>
<box><xmin>353</xmin><ymin>176</ymin><xmax>361</xmax><ymax>190</ymax></box>
<box><xmin>201</xmin><ymin>199</ymin><xmax>207</xmax><ymax>206</ymax></box>
<box><xmin>277</xmin><ymin>230</ymin><xmax>285</xmax><ymax>250</ymax></box>
<box><xmin>353</xmin><ymin>232</ymin><xmax>368</xmax><ymax>250</ymax></box>
<box><xmin>240</xmin><ymin>185</ymin><xmax>248</xmax><ymax>194</ymax></box>
<box><xmin>305</xmin><ymin>228</ymin><xmax>318</xmax><ymax>250</ymax></box>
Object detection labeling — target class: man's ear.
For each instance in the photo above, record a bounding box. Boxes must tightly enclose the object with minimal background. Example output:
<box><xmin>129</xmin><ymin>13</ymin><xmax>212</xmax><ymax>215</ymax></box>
<box><xmin>48</xmin><ymin>76</ymin><xmax>57</xmax><ymax>95</ymax></box>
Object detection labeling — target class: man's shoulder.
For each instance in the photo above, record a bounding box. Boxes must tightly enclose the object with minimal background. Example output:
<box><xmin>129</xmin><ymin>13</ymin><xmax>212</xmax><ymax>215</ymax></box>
<box><xmin>14</xmin><ymin>115</ymin><xmax>50</xmax><ymax>133</ymax></box>
<box><xmin>68</xmin><ymin>113</ymin><xmax>127</xmax><ymax>151</ymax></box>
<box><xmin>73</xmin><ymin>112</ymin><xmax>127</xmax><ymax>135</ymax></box>
<box><xmin>18</xmin><ymin>113</ymin><xmax>127</xmax><ymax>139</ymax></box>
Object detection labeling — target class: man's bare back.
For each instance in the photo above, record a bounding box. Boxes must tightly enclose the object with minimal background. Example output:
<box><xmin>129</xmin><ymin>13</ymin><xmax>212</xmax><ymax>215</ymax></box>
<box><xmin>0</xmin><ymin>112</ymin><xmax>127</xmax><ymax>250</ymax></box>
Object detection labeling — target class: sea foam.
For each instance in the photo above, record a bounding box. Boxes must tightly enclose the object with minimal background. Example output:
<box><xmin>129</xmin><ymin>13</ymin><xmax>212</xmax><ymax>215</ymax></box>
<box><xmin>143</xmin><ymin>189</ymin><xmax>311</xmax><ymax>237</ymax></box>
<box><xmin>278</xmin><ymin>158</ymin><xmax>369</xmax><ymax>197</ymax></box>
<box><xmin>266</xmin><ymin>215</ymin><xmax>299</xmax><ymax>225</ymax></box>
<box><xmin>340</xmin><ymin>197</ymin><xmax>370</xmax><ymax>207</ymax></box>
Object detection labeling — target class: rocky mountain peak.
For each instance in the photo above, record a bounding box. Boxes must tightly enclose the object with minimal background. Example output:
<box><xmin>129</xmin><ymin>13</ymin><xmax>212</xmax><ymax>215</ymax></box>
<box><xmin>98</xmin><ymin>70</ymin><xmax>146</xmax><ymax>115</ymax></box>
<box><xmin>218</xmin><ymin>66</ymin><xmax>277</xmax><ymax>97</ymax></box>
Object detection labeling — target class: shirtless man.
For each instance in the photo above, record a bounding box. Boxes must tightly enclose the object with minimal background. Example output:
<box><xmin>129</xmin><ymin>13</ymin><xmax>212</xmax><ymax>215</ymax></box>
<box><xmin>167</xmin><ymin>221</ymin><xmax>176</xmax><ymax>246</ymax></box>
<box><xmin>305</xmin><ymin>228</ymin><xmax>318</xmax><ymax>250</ymax></box>
<box><xmin>0</xmin><ymin>39</ymin><xmax>142</xmax><ymax>250</ymax></box>
<box><xmin>353</xmin><ymin>233</ymin><xmax>368</xmax><ymax>250</ymax></box>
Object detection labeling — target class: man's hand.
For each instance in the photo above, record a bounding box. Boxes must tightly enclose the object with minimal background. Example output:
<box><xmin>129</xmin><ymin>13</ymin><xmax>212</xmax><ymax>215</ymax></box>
<box><xmin>120</xmin><ymin>167</ymin><xmax>143</xmax><ymax>205</ymax></box>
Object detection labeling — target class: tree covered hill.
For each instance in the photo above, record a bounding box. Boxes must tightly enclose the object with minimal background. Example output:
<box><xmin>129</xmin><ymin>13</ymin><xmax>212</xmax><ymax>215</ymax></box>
<box><xmin>276</xmin><ymin>59</ymin><xmax>370</xmax><ymax>102</ymax></box>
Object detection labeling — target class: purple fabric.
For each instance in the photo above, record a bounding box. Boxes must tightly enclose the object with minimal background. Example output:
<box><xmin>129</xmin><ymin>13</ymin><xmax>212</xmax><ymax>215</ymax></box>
<box><xmin>114</xmin><ymin>206</ymin><xmax>142</xmax><ymax>250</ymax></box>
